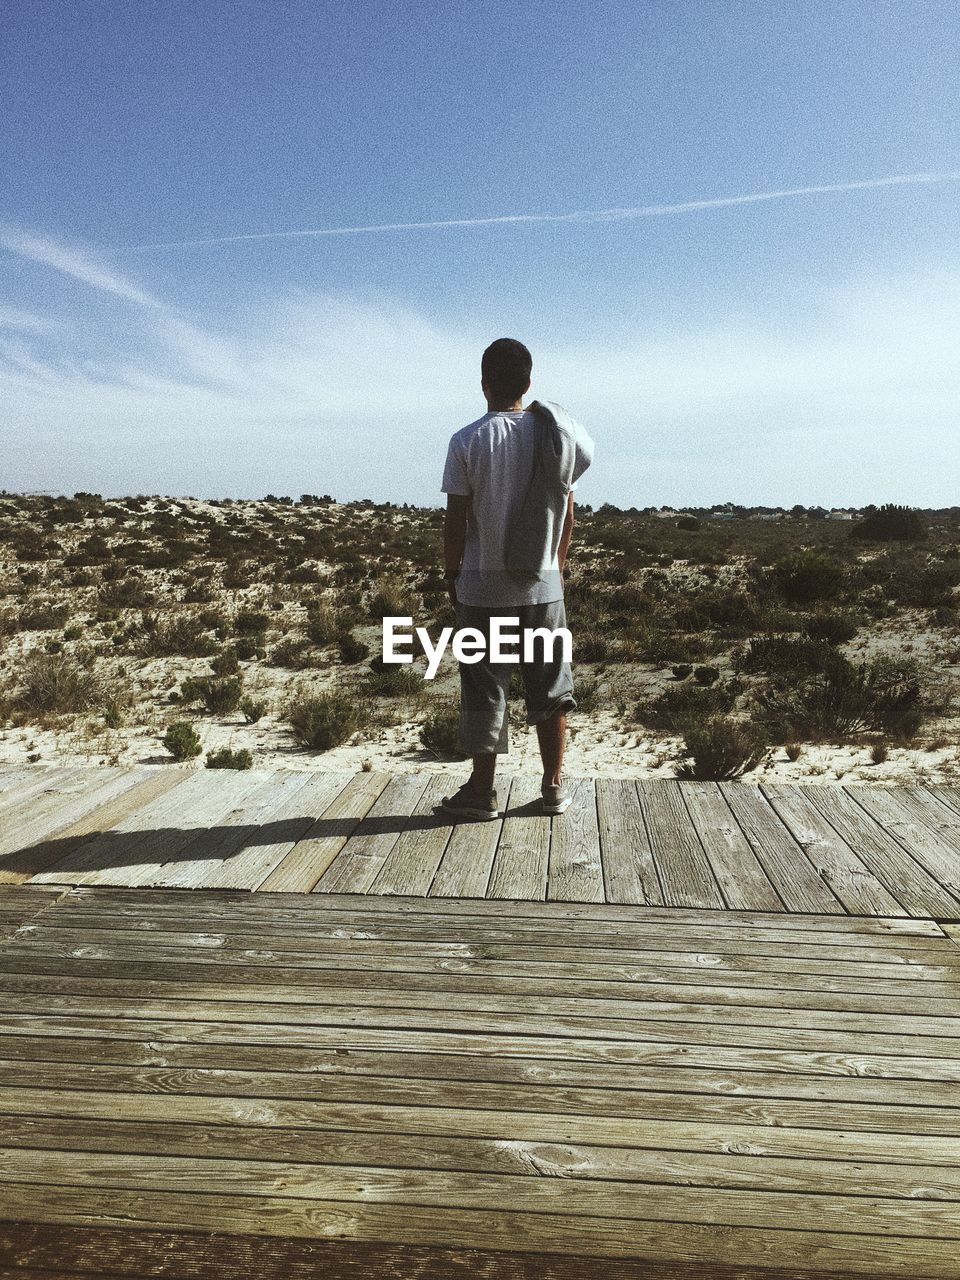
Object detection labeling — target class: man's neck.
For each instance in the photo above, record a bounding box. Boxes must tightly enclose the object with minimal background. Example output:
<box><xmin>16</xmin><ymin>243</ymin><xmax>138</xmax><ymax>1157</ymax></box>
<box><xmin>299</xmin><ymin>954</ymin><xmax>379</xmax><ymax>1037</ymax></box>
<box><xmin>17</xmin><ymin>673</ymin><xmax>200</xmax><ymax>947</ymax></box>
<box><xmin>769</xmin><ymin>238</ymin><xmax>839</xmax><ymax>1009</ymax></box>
<box><xmin>486</xmin><ymin>400</ymin><xmax>524</xmax><ymax>413</ymax></box>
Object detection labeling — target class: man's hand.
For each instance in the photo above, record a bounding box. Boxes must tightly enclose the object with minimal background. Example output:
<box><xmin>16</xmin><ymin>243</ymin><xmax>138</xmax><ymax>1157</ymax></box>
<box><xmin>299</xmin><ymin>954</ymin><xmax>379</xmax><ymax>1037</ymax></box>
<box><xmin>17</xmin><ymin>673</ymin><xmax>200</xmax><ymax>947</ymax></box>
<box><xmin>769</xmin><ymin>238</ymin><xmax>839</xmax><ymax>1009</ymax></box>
<box><xmin>445</xmin><ymin>572</ymin><xmax>458</xmax><ymax>609</ymax></box>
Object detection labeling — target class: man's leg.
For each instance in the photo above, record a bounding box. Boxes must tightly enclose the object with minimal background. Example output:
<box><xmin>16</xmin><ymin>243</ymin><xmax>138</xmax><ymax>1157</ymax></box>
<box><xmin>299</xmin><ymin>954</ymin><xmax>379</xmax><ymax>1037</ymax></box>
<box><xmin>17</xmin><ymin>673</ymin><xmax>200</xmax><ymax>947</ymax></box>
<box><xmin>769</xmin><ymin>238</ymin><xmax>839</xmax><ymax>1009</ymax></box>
<box><xmin>440</xmin><ymin>604</ymin><xmax>510</xmax><ymax>819</ymax></box>
<box><xmin>469</xmin><ymin>750</ymin><xmax>498</xmax><ymax>796</ymax></box>
<box><xmin>536</xmin><ymin>711</ymin><xmax>566</xmax><ymax>788</ymax></box>
<box><xmin>519</xmin><ymin>600</ymin><xmax>576</xmax><ymax>809</ymax></box>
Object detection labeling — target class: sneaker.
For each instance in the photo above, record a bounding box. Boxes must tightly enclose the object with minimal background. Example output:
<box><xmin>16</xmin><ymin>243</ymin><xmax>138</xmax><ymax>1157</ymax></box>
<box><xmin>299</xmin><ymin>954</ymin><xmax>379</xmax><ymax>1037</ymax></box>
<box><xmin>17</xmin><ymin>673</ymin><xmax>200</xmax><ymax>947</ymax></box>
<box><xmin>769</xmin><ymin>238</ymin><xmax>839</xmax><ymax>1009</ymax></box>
<box><xmin>439</xmin><ymin>783</ymin><xmax>499</xmax><ymax>821</ymax></box>
<box><xmin>541</xmin><ymin>779</ymin><xmax>572</xmax><ymax>815</ymax></box>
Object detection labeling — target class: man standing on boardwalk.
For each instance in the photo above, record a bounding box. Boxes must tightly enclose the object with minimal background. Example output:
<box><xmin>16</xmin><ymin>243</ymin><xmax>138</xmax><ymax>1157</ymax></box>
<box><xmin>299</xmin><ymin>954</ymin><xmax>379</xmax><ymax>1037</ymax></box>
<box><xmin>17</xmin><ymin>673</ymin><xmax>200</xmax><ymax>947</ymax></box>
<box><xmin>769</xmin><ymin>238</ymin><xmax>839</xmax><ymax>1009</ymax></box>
<box><xmin>439</xmin><ymin>337</ymin><xmax>595</xmax><ymax>820</ymax></box>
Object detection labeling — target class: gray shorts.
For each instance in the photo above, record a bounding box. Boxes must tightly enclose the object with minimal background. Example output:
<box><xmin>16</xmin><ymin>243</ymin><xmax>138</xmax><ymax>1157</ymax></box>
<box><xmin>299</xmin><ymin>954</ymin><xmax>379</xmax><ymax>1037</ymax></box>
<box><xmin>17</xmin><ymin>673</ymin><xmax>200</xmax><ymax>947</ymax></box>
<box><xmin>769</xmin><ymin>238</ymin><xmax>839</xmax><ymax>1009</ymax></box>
<box><xmin>455</xmin><ymin>599</ymin><xmax>576</xmax><ymax>755</ymax></box>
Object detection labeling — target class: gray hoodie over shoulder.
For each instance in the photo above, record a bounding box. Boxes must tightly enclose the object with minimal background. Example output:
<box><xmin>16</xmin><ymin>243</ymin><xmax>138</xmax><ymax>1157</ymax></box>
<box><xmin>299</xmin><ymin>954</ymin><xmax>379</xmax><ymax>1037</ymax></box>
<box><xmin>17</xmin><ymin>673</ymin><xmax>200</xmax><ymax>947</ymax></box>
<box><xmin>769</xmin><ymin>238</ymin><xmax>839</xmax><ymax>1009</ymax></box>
<box><xmin>503</xmin><ymin>399</ymin><xmax>594</xmax><ymax>582</ymax></box>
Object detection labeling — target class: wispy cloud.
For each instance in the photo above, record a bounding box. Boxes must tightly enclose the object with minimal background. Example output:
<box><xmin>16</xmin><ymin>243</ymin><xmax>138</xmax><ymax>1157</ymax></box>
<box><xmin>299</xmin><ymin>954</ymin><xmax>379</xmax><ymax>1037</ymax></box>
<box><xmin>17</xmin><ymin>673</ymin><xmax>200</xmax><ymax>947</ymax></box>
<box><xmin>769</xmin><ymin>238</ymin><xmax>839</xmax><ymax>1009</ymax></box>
<box><xmin>2</xmin><ymin>223</ymin><xmax>960</xmax><ymax>506</ymax></box>
<box><xmin>0</xmin><ymin>303</ymin><xmax>62</xmax><ymax>334</ymax></box>
<box><xmin>0</xmin><ymin>225</ymin><xmax>165</xmax><ymax>309</ymax></box>
<box><xmin>121</xmin><ymin>170</ymin><xmax>960</xmax><ymax>252</ymax></box>
<box><xmin>3</xmin><ymin>267</ymin><xmax>960</xmax><ymax>506</ymax></box>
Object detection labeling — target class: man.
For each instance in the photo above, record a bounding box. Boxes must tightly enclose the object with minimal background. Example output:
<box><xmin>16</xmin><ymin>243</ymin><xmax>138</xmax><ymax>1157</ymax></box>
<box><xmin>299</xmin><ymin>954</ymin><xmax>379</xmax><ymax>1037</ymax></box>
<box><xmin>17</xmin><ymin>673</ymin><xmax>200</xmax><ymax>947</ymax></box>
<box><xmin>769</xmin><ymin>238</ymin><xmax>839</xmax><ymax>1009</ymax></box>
<box><xmin>439</xmin><ymin>337</ymin><xmax>594</xmax><ymax>820</ymax></box>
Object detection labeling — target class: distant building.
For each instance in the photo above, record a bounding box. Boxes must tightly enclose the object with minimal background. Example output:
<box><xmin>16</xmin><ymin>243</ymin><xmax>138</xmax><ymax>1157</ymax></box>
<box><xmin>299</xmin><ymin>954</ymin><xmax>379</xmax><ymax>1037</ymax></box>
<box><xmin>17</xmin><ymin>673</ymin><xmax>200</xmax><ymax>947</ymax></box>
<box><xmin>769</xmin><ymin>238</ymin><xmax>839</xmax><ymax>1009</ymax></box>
<box><xmin>827</xmin><ymin>510</ymin><xmax>855</xmax><ymax>521</ymax></box>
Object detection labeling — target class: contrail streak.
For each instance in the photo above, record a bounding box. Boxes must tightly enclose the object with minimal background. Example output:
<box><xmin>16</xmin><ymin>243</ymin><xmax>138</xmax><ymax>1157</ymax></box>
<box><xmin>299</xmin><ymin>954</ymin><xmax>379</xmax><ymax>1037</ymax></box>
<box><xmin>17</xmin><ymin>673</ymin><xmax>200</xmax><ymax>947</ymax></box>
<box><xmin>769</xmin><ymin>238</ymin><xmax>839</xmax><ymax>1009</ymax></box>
<box><xmin>124</xmin><ymin>170</ymin><xmax>960</xmax><ymax>252</ymax></box>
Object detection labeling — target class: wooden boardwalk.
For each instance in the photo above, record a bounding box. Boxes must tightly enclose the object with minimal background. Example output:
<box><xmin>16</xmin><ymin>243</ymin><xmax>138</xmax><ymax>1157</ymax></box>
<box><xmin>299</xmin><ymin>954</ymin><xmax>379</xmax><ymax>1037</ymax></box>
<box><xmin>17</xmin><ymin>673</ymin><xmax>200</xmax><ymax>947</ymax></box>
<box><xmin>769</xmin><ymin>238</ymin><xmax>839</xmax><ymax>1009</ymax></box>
<box><xmin>1</xmin><ymin>765</ymin><xmax>960</xmax><ymax>1277</ymax></box>
<box><xmin>0</xmin><ymin>884</ymin><xmax>959</xmax><ymax>1277</ymax></box>
<box><xmin>1</xmin><ymin>765</ymin><xmax>960</xmax><ymax>918</ymax></box>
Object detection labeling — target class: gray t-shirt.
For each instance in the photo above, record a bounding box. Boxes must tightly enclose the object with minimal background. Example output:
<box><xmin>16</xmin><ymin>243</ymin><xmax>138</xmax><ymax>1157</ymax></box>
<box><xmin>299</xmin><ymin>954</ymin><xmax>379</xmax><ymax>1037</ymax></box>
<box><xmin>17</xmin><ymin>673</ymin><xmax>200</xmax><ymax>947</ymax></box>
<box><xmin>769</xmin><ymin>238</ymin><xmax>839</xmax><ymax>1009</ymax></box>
<box><xmin>441</xmin><ymin>407</ymin><xmax>594</xmax><ymax>607</ymax></box>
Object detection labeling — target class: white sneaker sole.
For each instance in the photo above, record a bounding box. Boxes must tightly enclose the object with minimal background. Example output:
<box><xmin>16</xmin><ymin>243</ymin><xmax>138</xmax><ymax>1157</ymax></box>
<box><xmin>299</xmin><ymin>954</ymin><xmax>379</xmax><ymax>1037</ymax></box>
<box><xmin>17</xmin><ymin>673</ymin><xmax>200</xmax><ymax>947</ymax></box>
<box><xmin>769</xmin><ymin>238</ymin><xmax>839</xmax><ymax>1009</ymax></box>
<box><xmin>542</xmin><ymin>797</ymin><xmax>572</xmax><ymax>815</ymax></box>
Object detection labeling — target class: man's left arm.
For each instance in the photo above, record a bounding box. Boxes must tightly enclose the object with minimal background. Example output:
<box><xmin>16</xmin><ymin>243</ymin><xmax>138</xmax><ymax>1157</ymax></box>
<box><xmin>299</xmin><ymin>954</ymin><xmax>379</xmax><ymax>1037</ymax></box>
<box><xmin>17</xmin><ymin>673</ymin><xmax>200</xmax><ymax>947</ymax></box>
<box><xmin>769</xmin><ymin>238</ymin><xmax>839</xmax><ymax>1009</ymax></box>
<box><xmin>558</xmin><ymin>490</ymin><xmax>575</xmax><ymax>578</ymax></box>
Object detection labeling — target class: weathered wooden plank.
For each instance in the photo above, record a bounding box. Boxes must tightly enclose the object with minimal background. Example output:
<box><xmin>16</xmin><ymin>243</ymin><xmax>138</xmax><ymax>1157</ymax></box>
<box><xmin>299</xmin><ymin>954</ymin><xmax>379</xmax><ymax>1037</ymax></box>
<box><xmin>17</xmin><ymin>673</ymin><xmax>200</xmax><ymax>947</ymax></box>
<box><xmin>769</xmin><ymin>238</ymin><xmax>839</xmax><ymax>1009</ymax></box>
<box><xmin>45</xmin><ymin>891</ymin><xmax>953</xmax><ymax>950</ymax></box>
<box><xmin>487</xmin><ymin>775</ymin><xmax>550</xmax><ymax>901</ymax></box>
<box><xmin>148</xmin><ymin>771</ymin><xmax>319</xmax><ymax>890</ymax></box>
<box><xmin>4</xmin><ymin>1030</ymin><xmax>958</xmax><ymax>1110</ymax></box>
<box><xmin>315</xmin><ymin>774</ymin><xmax>430</xmax><ymax>894</ymax></box>
<box><xmin>680</xmin><ymin>784</ymin><xmax>782</xmax><ymax>911</ymax></box>
<box><xmin>6</xmin><ymin>939</ymin><xmax>956</xmax><ymax>1001</ymax></box>
<box><xmin>596</xmin><ymin>778</ymin><xmax>662</xmax><ymax>906</ymax></box>
<box><xmin>636</xmin><ymin>781</ymin><xmax>723</xmax><ymax>908</ymax></box>
<box><xmin>1</xmin><ymin>1008</ymin><xmax>957</xmax><ymax>1076</ymax></box>
<box><xmin>0</xmin><ymin>1219</ymin><xmax>935</xmax><ymax>1280</ymax></box>
<box><xmin>7</xmin><ymin>967</ymin><xmax>960</xmax><ymax>1039</ymax></box>
<box><xmin>4</xmin><ymin>1146</ymin><xmax>960</xmax><ymax>1242</ymax></box>
<box><xmin>16</xmin><ymin>766</ymin><xmax>187</xmax><ymax>888</ymax></box>
<box><xmin>847</xmin><ymin>787</ymin><xmax>960</xmax><ymax>901</ymax></box>
<box><xmin>0</xmin><ymin>769</ymin><xmax>111</xmax><ymax>865</ymax></box>
<box><xmin>6</xmin><ymin>1066</ymin><xmax>960</xmax><ymax>1149</ymax></box>
<box><xmin>547</xmin><ymin>778</ymin><xmax>603</xmax><ymax>903</ymax></box>
<box><xmin>258</xmin><ymin>771</ymin><xmax>389</xmax><ymax>892</ymax></box>
<box><xmin>19</xmin><ymin>913</ymin><xmax>953</xmax><ymax>968</ymax></box>
<box><xmin>369</xmin><ymin>777</ymin><xmax>455</xmax><ymax>896</ymax></box>
<box><xmin>429</xmin><ymin>777</ymin><xmax>514</xmax><ymax>899</ymax></box>
<box><xmin>5</xmin><ymin>968</ymin><xmax>958</xmax><ymax>1037</ymax></box>
<box><xmin>28</xmin><ymin>771</ymin><xmax>224</xmax><ymax>885</ymax></box>
<box><xmin>97</xmin><ymin>770</ymin><xmax>276</xmax><ymax>889</ymax></box>
<box><xmin>761</xmin><ymin>785</ymin><xmax>906</xmax><ymax>916</ymax></box>
<box><xmin>5</xmin><ymin>945</ymin><xmax>958</xmax><ymax>1007</ymax></box>
<box><xmin>2</xmin><ymin>991</ymin><xmax>956</xmax><ymax>1058</ymax></box>
<box><xmin>3</xmin><ymin>1185</ymin><xmax>957</xmax><ymax>1278</ymax></box>
<box><xmin>802</xmin><ymin>786</ymin><xmax>960</xmax><ymax>918</ymax></box>
<box><xmin>184</xmin><ymin>771</ymin><xmax>354</xmax><ymax>891</ymax></box>
<box><xmin>0</xmin><ymin>768</ymin><xmax>86</xmax><ymax>820</ymax></box>
<box><xmin>9</xmin><ymin>929</ymin><xmax>956</xmax><ymax>994</ymax></box>
<box><xmin>719</xmin><ymin>784</ymin><xmax>845</xmax><ymax>914</ymax></box>
<box><xmin>59</xmin><ymin>881</ymin><xmax>947</xmax><ymax>934</ymax></box>
<box><xmin>8</xmin><ymin>1112</ymin><xmax>960</xmax><ymax>1203</ymax></box>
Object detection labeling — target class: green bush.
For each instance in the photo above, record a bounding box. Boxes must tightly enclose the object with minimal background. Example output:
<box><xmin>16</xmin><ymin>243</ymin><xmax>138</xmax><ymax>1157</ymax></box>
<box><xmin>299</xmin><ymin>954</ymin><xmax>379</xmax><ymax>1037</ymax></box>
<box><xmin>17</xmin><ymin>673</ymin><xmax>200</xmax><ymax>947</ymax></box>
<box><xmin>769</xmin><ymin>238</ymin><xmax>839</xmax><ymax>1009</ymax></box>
<box><xmin>286</xmin><ymin>687</ymin><xmax>368</xmax><ymax>750</ymax></box>
<box><xmin>851</xmin><ymin>503</ymin><xmax>926</xmax><ymax>542</ymax></box>
<box><xmin>18</xmin><ymin>601</ymin><xmax>70</xmax><ymax>631</ymax></box>
<box><xmin>205</xmin><ymin>747</ymin><xmax>253</xmax><ymax>770</ymax></box>
<box><xmin>736</xmin><ymin>635</ymin><xmax>849</xmax><ymax>680</ymax></box>
<box><xmin>14</xmin><ymin>652</ymin><xmax>126</xmax><ymax>716</ymax></box>
<box><xmin>240</xmin><ymin>695</ymin><xmax>268</xmax><ymax>723</ymax></box>
<box><xmin>267</xmin><ymin>635</ymin><xmax>325</xmax><ymax>669</ymax></box>
<box><xmin>163</xmin><ymin>721</ymin><xmax>202</xmax><ymax>761</ymax></box>
<box><xmin>420</xmin><ymin>697</ymin><xmax>465</xmax><ymax>757</ymax></box>
<box><xmin>234</xmin><ymin>608</ymin><xmax>271</xmax><ymax>637</ymax></box>
<box><xmin>676</xmin><ymin>716</ymin><xmax>768</xmax><ymax>780</ymax></box>
<box><xmin>139</xmin><ymin>612</ymin><xmax>219</xmax><ymax>658</ymax></box>
<box><xmin>636</xmin><ymin>681</ymin><xmax>738</xmax><ymax>732</ymax></box>
<box><xmin>363</xmin><ymin>657</ymin><xmax>423</xmax><ymax>696</ymax></box>
<box><xmin>803</xmin><ymin>611</ymin><xmax>860</xmax><ymax>645</ymax></box>
<box><xmin>573</xmin><ymin>674</ymin><xmax>602</xmax><ymax>713</ymax></box>
<box><xmin>305</xmin><ymin>602</ymin><xmax>346</xmax><ymax>646</ymax></box>
<box><xmin>367</xmin><ymin>576</ymin><xmax>414</xmax><ymax>621</ymax></box>
<box><xmin>180</xmin><ymin>676</ymin><xmax>243</xmax><ymax>715</ymax></box>
<box><xmin>211</xmin><ymin>646</ymin><xmax>240</xmax><ymax>676</ymax></box>
<box><xmin>693</xmin><ymin>665</ymin><xmax>719</xmax><ymax>686</ymax></box>
<box><xmin>770</xmin><ymin>551</ymin><xmax>844</xmax><ymax>605</ymax></box>
<box><xmin>337</xmin><ymin>630</ymin><xmax>370</xmax><ymax>663</ymax></box>
<box><xmin>751</xmin><ymin>656</ymin><xmax>923</xmax><ymax>742</ymax></box>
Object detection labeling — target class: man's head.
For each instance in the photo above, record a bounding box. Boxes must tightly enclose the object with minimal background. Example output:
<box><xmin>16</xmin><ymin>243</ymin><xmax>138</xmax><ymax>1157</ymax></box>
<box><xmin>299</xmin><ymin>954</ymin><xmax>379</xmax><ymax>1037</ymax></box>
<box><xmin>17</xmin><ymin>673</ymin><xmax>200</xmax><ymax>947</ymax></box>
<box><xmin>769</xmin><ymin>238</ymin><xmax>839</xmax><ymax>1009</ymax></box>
<box><xmin>481</xmin><ymin>338</ymin><xmax>532</xmax><ymax>408</ymax></box>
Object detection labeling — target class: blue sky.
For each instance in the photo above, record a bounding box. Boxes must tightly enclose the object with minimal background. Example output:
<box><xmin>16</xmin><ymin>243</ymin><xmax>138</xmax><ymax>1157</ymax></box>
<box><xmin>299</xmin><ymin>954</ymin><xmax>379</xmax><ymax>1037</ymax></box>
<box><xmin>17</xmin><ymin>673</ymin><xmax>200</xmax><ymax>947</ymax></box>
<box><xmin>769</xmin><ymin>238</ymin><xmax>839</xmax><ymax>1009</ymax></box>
<box><xmin>2</xmin><ymin>0</ymin><xmax>959</xmax><ymax>506</ymax></box>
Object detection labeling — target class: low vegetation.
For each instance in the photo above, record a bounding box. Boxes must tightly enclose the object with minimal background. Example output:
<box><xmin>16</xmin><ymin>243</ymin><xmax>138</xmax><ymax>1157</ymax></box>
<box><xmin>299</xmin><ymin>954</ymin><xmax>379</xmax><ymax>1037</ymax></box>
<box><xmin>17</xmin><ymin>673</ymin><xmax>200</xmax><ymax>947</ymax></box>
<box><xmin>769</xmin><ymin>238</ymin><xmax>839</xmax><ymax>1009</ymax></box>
<box><xmin>0</xmin><ymin>490</ymin><xmax>957</xmax><ymax>780</ymax></box>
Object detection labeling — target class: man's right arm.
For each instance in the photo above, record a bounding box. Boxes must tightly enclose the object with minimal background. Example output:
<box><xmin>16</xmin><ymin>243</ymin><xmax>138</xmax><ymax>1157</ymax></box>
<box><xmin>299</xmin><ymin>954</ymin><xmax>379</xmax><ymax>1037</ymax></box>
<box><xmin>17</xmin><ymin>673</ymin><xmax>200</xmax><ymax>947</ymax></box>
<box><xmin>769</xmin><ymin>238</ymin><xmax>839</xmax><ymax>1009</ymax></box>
<box><xmin>444</xmin><ymin>494</ymin><xmax>469</xmax><ymax>606</ymax></box>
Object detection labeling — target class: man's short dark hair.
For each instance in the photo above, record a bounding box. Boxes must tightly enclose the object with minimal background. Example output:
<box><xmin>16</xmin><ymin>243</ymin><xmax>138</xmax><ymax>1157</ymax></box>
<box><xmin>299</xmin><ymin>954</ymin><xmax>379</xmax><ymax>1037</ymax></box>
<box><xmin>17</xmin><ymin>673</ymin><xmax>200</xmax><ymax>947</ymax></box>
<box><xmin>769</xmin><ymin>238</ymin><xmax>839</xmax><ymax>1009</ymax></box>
<box><xmin>482</xmin><ymin>338</ymin><xmax>532</xmax><ymax>403</ymax></box>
